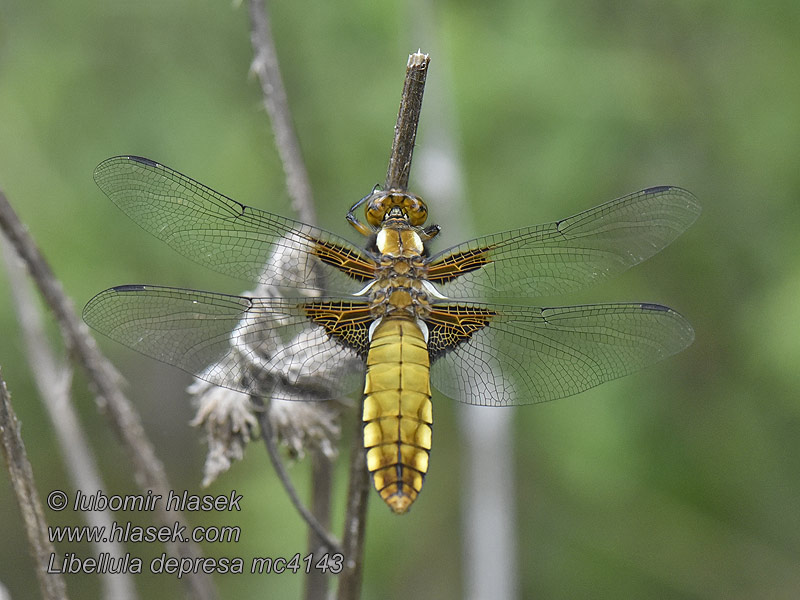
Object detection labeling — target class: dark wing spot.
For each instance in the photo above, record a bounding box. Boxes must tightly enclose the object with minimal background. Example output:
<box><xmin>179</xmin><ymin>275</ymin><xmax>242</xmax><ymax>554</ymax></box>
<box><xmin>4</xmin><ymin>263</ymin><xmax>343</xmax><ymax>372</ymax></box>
<box><xmin>112</xmin><ymin>284</ymin><xmax>148</xmax><ymax>292</ymax></box>
<box><xmin>127</xmin><ymin>156</ymin><xmax>159</xmax><ymax>168</ymax></box>
<box><xmin>640</xmin><ymin>302</ymin><xmax>670</xmax><ymax>312</ymax></box>
<box><xmin>643</xmin><ymin>185</ymin><xmax>672</xmax><ymax>195</ymax></box>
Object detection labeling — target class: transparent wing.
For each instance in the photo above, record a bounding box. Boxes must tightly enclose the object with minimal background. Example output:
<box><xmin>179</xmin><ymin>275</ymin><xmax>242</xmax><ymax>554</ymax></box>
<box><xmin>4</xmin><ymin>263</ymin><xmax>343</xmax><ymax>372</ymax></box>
<box><xmin>426</xmin><ymin>186</ymin><xmax>700</xmax><ymax>300</ymax></box>
<box><xmin>83</xmin><ymin>285</ymin><xmax>368</xmax><ymax>401</ymax></box>
<box><xmin>93</xmin><ymin>156</ymin><xmax>375</xmax><ymax>295</ymax></box>
<box><xmin>429</xmin><ymin>302</ymin><xmax>694</xmax><ymax>406</ymax></box>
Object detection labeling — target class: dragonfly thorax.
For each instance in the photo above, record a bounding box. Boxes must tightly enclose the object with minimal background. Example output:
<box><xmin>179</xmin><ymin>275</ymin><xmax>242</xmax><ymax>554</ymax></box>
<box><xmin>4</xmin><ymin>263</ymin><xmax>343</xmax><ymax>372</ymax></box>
<box><xmin>368</xmin><ymin>222</ymin><xmax>433</xmax><ymax>322</ymax></box>
<box><xmin>376</xmin><ymin>225</ymin><xmax>424</xmax><ymax>257</ymax></box>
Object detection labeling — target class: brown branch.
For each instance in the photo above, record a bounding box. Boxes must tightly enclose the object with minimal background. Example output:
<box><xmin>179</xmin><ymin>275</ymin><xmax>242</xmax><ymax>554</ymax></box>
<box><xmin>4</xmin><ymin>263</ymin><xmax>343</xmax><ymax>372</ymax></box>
<box><xmin>336</xmin><ymin>51</ymin><xmax>432</xmax><ymax>600</ymax></box>
<box><xmin>2</xmin><ymin>237</ymin><xmax>137</xmax><ymax>600</ymax></box>
<box><xmin>0</xmin><ymin>190</ymin><xmax>217</xmax><ymax>600</ymax></box>
<box><xmin>0</xmin><ymin>370</ymin><xmax>68</xmax><ymax>600</ymax></box>
<box><xmin>335</xmin><ymin>410</ymin><xmax>372</xmax><ymax>600</ymax></box>
<box><xmin>385</xmin><ymin>51</ymin><xmax>430</xmax><ymax>191</ymax></box>
<box><xmin>247</xmin><ymin>5</ymin><xmax>341</xmax><ymax>593</ymax></box>
<box><xmin>304</xmin><ymin>448</ymin><xmax>334</xmax><ymax>600</ymax></box>
<box><xmin>248</xmin><ymin>0</ymin><xmax>317</xmax><ymax>226</ymax></box>
<box><xmin>251</xmin><ymin>396</ymin><xmax>341</xmax><ymax>552</ymax></box>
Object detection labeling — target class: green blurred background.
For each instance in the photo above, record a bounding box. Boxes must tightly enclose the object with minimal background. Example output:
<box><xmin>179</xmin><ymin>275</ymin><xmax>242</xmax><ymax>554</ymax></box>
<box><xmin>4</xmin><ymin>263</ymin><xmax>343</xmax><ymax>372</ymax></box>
<box><xmin>1</xmin><ymin>0</ymin><xmax>799</xmax><ymax>598</ymax></box>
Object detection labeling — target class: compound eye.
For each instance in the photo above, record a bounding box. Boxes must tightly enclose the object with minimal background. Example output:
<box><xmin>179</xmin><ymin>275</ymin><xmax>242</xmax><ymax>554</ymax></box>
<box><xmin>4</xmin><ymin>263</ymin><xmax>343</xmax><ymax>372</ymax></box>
<box><xmin>365</xmin><ymin>197</ymin><xmax>387</xmax><ymax>227</ymax></box>
<box><xmin>406</xmin><ymin>197</ymin><xmax>428</xmax><ymax>226</ymax></box>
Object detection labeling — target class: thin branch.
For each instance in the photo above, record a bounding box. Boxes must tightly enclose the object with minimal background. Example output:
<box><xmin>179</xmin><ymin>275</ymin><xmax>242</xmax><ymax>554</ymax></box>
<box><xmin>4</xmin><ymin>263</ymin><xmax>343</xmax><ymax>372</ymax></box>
<box><xmin>0</xmin><ymin>370</ymin><xmax>68</xmax><ymax>600</ymax></box>
<box><xmin>335</xmin><ymin>410</ymin><xmax>371</xmax><ymax>600</ymax></box>
<box><xmin>247</xmin><ymin>4</ymin><xmax>340</xmax><ymax>590</ymax></box>
<box><xmin>0</xmin><ymin>190</ymin><xmax>217</xmax><ymax>600</ymax></box>
<box><xmin>1</xmin><ymin>238</ymin><xmax>137</xmax><ymax>600</ymax></box>
<box><xmin>248</xmin><ymin>0</ymin><xmax>317</xmax><ymax>226</ymax></box>
<box><xmin>337</xmin><ymin>51</ymin><xmax>432</xmax><ymax>600</ymax></box>
<box><xmin>385</xmin><ymin>51</ymin><xmax>430</xmax><ymax>191</ymax></box>
<box><xmin>304</xmin><ymin>448</ymin><xmax>334</xmax><ymax>600</ymax></box>
<box><xmin>251</xmin><ymin>396</ymin><xmax>341</xmax><ymax>552</ymax></box>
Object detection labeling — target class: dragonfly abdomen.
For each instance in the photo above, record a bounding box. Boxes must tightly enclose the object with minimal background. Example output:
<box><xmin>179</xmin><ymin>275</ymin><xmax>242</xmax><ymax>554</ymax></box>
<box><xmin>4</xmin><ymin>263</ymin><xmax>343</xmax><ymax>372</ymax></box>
<box><xmin>363</xmin><ymin>316</ymin><xmax>432</xmax><ymax>514</ymax></box>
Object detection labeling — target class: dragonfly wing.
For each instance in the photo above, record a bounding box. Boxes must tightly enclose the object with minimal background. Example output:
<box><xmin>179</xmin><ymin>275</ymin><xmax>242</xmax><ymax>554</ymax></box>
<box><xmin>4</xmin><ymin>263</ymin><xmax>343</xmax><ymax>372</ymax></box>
<box><xmin>428</xmin><ymin>302</ymin><xmax>694</xmax><ymax>406</ymax></box>
<box><xmin>94</xmin><ymin>156</ymin><xmax>375</xmax><ymax>295</ymax></box>
<box><xmin>427</xmin><ymin>186</ymin><xmax>700</xmax><ymax>299</ymax></box>
<box><xmin>83</xmin><ymin>285</ymin><xmax>371</xmax><ymax>401</ymax></box>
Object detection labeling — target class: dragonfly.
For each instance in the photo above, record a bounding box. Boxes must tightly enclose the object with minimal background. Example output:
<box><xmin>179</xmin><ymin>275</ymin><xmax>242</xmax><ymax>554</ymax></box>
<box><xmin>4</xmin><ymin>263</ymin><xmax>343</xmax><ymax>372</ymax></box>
<box><xmin>84</xmin><ymin>155</ymin><xmax>700</xmax><ymax>514</ymax></box>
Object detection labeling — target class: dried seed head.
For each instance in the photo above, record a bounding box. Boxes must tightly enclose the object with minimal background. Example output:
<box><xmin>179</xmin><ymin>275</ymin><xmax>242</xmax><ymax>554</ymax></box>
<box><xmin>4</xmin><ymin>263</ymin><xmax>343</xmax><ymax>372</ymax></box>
<box><xmin>189</xmin><ymin>380</ymin><xmax>258</xmax><ymax>486</ymax></box>
<box><xmin>188</xmin><ymin>235</ymin><xmax>357</xmax><ymax>484</ymax></box>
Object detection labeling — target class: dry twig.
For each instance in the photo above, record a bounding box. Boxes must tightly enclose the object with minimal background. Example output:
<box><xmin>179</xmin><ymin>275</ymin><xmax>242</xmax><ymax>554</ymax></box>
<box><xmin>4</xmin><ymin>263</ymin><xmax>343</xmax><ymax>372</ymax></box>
<box><xmin>0</xmin><ymin>369</ymin><xmax>68</xmax><ymax>600</ymax></box>
<box><xmin>247</xmin><ymin>3</ymin><xmax>339</xmax><ymax>597</ymax></box>
<box><xmin>2</xmin><ymin>237</ymin><xmax>137</xmax><ymax>600</ymax></box>
<box><xmin>250</xmin><ymin>396</ymin><xmax>341</xmax><ymax>552</ymax></box>
<box><xmin>336</xmin><ymin>51</ymin><xmax>431</xmax><ymax>600</ymax></box>
<box><xmin>385</xmin><ymin>52</ymin><xmax>430</xmax><ymax>191</ymax></box>
<box><xmin>0</xmin><ymin>190</ymin><xmax>217</xmax><ymax>600</ymax></box>
<box><xmin>248</xmin><ymin>0</ymin><xmax>316</xmax><ymax>225</ymax></box>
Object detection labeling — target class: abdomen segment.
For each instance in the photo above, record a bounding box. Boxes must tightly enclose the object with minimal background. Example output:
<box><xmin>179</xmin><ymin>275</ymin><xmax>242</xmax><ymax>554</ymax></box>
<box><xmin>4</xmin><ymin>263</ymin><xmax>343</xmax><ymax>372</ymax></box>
<box><xmin>363</xmin><ymin>316</ymin><xmax>432</xmax><ymax>514</ymax></box>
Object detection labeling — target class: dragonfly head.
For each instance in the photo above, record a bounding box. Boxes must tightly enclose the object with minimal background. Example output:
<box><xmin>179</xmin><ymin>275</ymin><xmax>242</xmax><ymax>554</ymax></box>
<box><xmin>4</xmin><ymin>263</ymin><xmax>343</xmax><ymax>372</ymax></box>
<box><xmin>365</xmin><ymin>191</ymin><xmax>428</xmax><ymax>228</ymax></box>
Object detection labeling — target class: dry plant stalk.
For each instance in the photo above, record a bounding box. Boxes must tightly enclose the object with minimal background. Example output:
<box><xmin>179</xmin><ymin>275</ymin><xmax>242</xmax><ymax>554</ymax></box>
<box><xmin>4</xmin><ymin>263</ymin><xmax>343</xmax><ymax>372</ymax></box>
<box><xmin>0</xmin><ymin>191</ymin><xmax>218</xmax><ymax>600</ymax></box>
<box><xmin>0</xmin><ymin>369</ymin><xmax>68</xmax><ymax>600</ymax></box>
<box><xmin>336</xmin><ymin>51</ymin><xmax>431</xmax><ymax>600</ymax></box>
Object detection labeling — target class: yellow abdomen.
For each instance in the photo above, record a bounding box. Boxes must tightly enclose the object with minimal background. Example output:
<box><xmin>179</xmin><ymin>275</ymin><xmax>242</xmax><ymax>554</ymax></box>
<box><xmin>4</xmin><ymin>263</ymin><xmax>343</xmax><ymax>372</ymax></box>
<box><xmin>363</xmin><ymin>316</ymin><xmax>432</xmax><ymax>514</ymax></box>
